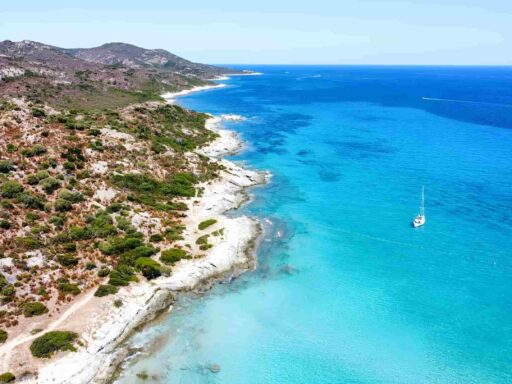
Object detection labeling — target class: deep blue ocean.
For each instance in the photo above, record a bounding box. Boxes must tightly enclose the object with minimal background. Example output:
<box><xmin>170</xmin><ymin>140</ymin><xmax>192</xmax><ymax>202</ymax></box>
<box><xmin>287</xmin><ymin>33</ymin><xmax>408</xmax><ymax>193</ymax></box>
<box><xmin>116</xmin><ymin>66</ymin><xmax>512</xmax><ymax>384</ymax></box>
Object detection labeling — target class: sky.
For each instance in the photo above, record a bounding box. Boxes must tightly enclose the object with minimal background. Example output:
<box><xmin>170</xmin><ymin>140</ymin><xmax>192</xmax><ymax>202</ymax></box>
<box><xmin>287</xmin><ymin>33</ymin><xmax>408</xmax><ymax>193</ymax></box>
<box><xmin>1</xmin><ymin>0</ymin><xmax>511</xmax><ymax>65</ymax></box>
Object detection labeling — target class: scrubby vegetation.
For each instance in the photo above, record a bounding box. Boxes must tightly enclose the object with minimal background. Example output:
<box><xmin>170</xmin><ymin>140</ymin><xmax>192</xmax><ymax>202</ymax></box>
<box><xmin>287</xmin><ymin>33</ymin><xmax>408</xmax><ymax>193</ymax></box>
<box><xmin>30</xmin><ymin>331</ymin><xmax>78</xmax><ymax>358</ymax></box>
<box><xmin>160</xmin><ymin>248</ymin><xmax>190</xmax><ymax>265</ymax></box>
<box><xmin>0</xmin><ymin>42</ymin><xmax>229</xmax><ymax>368</ymax></box>
<box><xmin>22</xmin><ymin>302</ymin><xmax>49</xmax><ymax>317</ymax></box>
<box><xmin>0</xmin><ymin>329</ymin><xmax>7</xmax><ymax>344</ymax></box>
<box><xmin>0</xmin><ymin>372</ymin><xmax>15</xmax><ymax>383</ymax></box>
<box><xmin>198</xmin><ymin>219</ymin><xmax>217</xmax><ymax>230</ymax></box>
<box><xmin>94</xmin><ymin>284</ymin><xmax>118</xmax><ymax>297</ymax></box>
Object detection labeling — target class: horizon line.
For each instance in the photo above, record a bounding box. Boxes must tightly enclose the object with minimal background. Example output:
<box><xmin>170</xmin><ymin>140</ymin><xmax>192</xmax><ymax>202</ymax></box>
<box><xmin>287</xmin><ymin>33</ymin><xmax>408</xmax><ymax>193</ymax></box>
<box><xmin>213</xmin><ymin>63</ymin><xmax>512</xmax><ymax>67</ymax></box>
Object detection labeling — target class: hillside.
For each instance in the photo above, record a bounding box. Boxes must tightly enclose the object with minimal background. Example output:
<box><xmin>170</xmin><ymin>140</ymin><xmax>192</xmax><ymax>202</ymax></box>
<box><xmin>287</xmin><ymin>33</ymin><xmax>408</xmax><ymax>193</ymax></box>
<box><xmin>63</xmin><ymin>42</ymin><xmax>239</xmax><ymax>77</ymax></box>
<box><xmin>0</xmin><ymin>39</ymin><xmax>255</xmax><ymax>380</ymax></box>
<box><xmin>0</xmin><ymin>40</ymin><xmax>239</xmax><ymax>111</ymax></box>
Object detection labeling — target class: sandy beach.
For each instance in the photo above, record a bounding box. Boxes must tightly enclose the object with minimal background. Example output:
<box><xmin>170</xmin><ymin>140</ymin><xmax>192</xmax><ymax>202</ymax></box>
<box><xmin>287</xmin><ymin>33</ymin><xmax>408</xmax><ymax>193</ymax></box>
<box><xmin>162</xmin><ymin>83</ymin><xmax>226</xmax><ymax>103</ymax></box>
<box><xmin>0</xmin><ymin>111</ymin><xmax>267</xmax><ymax>383</ymax></box>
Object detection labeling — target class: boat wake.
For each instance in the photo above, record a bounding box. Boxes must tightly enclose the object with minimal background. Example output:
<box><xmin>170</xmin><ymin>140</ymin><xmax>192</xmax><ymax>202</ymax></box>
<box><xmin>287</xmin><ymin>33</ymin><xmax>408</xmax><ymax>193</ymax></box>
<box><xmin>422</xmin><ymin>97</ymin><xmax>512</xmax><ymax>108</ymax></box>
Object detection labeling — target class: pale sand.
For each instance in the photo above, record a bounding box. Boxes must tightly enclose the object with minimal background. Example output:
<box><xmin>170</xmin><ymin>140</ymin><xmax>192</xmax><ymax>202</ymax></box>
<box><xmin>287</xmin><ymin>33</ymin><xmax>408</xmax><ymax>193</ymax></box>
<box><xmin>162</xmin><ymin>83</ymin><xmax>226</xmax><ymax>104</ymax></box>
<box><xmin>0</xmin><ymin>116</ymin><xmax>267</xmax><ymax>383</ymax></box>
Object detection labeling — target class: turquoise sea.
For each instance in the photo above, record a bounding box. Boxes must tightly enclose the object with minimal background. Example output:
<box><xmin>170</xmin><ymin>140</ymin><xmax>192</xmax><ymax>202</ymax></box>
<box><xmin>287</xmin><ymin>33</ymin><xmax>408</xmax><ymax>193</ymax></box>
<box><xmin>116</xmin><ymin>66</ymin><xmax>512</xmax><ymax>384</ymax></box>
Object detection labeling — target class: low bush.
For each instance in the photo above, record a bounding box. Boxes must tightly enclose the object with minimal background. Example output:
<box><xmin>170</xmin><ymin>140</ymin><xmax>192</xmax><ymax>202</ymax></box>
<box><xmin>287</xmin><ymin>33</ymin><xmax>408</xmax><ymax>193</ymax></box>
<box><xmin>0</xmin><ymin>329</ymin><xmax>7</xmax><ymax>344</ymax></box>
<box><xmin>97</xmin><ymin>267</ymin><xmax>110</xmax><ymax>277</ymax></box>
<box><xmin>160</xmin><ymin>248</ymin><xmax>189</xmax><ymax>265</ymax></box>
<box><xmin>57</xmin><ymin>253</ymin><xmax>78</xmax><ymax>267</ymax></box>
<box><xmin>87</xmin><ymin>211</ymin><xmax>117</xmax><ymax>238</ymax></box>
<box><xmin>58</xmin><ymin>282</ymin><xmax>81</xmax><ymax>295</ymax></box>
<box><xmin>0</xmin><ymin>274</ymin><xmax>7</xmax><ymax>290</ymax></box>
<box><xmin>149</xmin><ymin>233</ymin><xmax>164</xmax><ymax>243</ymax></box>
<box><xmin>69</xmin><ymin>226</ymin><xmax>94</xmax><ymax>241</ymax></box>
<box><xmin>108</xmin><ymin>265</ymin><xmax>136</xmax><ymax>286</ymax></box>
<box><xmin>121</xmin><ymin>246</ymin><xmax>157</xmax><ymax>266</ymax></box>
<box><xmin>31</xmin><ymin>108</ymin><xmax>46</xmax><ymax>117</ymax></box>
<box><xmin>135</xmin><ymin>257</ymin><xmax>162</xmax><ymax>280</ymax></box>
<box><xmin>198</xmin><ymin>219</ymin><xmax>217</xmax><ymax>230</ymax></box>
<box><xmin>54</xmin><ymin>198</ymin><xmax>73</xmax><ymax>212</ymax></box>
<box><xmin>21</xmin><ymin>144</ymin><xmax>46</xmax><ymax>158</ymax></box>
<box><xmin>195</xmin><ymin>234</ymin><xmax>209</xmax><ymax>245</ymax></box>
<box><xmin>0</xmin><ymin>372</ymin><xmax>15</xmax><ymax>383</ymax></box>
<box><xmin>23</xmin><ymin>301</ymin><xmax>49</xmax><ymax>317</ymax></box>
<box><xmin>1</xmin><ymin>181</ymin><xmax>23</xmax><ymax>198</ymax></box>
<box><xmin>30</xmin><ymin>331</ymin><xmax>78</xmax><ymax>358</ymax></box>
<box><xmin>99</xmin><ymin>236</ymin><xmax>142</xmax><ymax>255</ymax></box>
<box><xmin>16</xmin><ymin>192</ymin><xmax>46</xmax><ymax>210</ymax></box>
<box><xmin>40</xmin><ymin>177</ymin><xmax>61</xmax><ymax>194</ymax></box>
<box><xmin>85</xmin><ymin>262</ymin><xmax>96</xmax><ymax>270</ymax></box>
<box><xmin>58</xmin><ymin>189</ymin><xmax>84</xmax><ymax>203</ymax></box>
<box><xmin>0</xmin><ymin>161</ymin><xmax>14</xmax><ymax>174</ymax></box>
<box><xmin>15</xmin><ymin>236</ymin><xmax>42</xmax><ymax>250</ymax></box>
<box><xmin>94</xmin><ymin>284</ymin><xmax>118</xmax><ymax>297</ymax></box>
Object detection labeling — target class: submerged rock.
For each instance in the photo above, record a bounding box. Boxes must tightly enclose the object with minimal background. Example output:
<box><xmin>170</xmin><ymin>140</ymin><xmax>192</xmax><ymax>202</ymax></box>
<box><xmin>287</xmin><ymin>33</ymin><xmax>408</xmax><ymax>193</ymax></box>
<box><xmin>209</xmin><ymin>363</ymin><xmax>221</xmax><ymax>373</ymax></box>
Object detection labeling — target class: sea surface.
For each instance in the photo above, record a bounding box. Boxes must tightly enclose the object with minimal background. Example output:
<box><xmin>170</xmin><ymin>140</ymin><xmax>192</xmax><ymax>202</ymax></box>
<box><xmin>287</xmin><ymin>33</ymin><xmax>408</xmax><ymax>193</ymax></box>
<box><xmin>116</xmin><ymin>66</ymin><xmax>512</xmax><ymax>384</ymax></box>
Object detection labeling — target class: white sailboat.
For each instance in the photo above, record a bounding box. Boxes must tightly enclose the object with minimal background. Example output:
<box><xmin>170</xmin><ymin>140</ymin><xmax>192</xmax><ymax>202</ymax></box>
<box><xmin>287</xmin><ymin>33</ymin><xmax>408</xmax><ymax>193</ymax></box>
<box><xmin>412</xmin><ymin>186</ymin><xmax>426</xmax><ymax>228</ymax></box>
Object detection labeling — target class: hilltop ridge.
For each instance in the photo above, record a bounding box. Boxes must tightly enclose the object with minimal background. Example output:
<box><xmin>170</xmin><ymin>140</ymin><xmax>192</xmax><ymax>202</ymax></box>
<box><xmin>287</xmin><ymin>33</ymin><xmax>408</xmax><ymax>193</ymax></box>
<box><xmin>0</xmin><ymin>40</ymin><xmax>244</xmax><ymax>110</ymax></box>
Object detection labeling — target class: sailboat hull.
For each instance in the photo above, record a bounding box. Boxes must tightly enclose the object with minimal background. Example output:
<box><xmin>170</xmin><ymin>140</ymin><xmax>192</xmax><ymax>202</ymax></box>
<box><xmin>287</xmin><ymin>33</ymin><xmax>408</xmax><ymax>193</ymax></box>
<box><xmin>412</xmin><ymin>215</ymin><xmax>426</xmax><ymax>227</ymax></box>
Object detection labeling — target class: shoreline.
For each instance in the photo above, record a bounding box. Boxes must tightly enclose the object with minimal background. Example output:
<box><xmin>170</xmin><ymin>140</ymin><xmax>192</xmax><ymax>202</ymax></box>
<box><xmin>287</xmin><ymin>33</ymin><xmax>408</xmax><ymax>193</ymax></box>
<box><xmin>0</xmin><ymin>99</ymin><xmax>267</xmax><ymax>382</ymax></box>
<box><xmin>162</xmin><ymin>83</ymin><xmax>226</xmax><ymax>103</ymax></box>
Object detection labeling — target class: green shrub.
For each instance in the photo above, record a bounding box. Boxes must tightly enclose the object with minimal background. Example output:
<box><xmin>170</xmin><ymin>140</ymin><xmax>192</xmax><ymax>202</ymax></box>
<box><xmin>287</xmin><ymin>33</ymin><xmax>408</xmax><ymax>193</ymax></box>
<box><xmin>164</xmin><ymin>225</ymin><xmax>185</xmax><ymax>241</ymax></box>
<box><xmin>31</xmin><ymin>108</ymin><xmax>46</xmax><ymax>117</ymax></box>
<box><xmin>0</xmin><ymin>220</ymin><xmax>10</xmax><ymax>230</ymax></box>
<box><xmin>49</xmin><ymin>215</ymin><xmax>65</xmax><ymax>228</ymax></box>
<box><xmin>54</xmin><ymin>198</ymin><xmax>73</xmax><ymax>212</ymax></box>
<box><xmin>58</xmin><ymin>283</ymin><xmax>80</xmax><ymax>295</ymax></box>
<box><xmin>135</xmin><ymin>257</ymin><xmax>162</xmax><ymax>280</ymax></box>
<box><xmin>57</xmin><ymin>253</ymin><xmax>78</xmax><ymax>267</ymax></box>
<box><xmin>0</xmin><ymin>274</ymin><xmax>7</xmax><ymax>290</ymax></box>
<box><xmin>0</xmin><ymin>329</ymin><xmax>7</xmax><ymax>344</ymax></box>
<box><xmin>15</xmin><ymin>236</ymin><xmax>42</xmax><ymax>250</ymax></box>
<box><xmin>99</xmin><ymin>236</ymin><xmax>142</xmax><ymax>255</ymax></box>
<box><xmin>40</xmin><ymin>177</ymin><xmax>61</xmax><ymax>194</ymax></box>
<box><xmin>0</xmin><ymin>372</ymin><xmax>15</xmax><ymax>383</ymax></box>
<box><xmin>16</xmin><ymin>192</ymin><xmax>45</xmax><ymax>210</ymax></box>
<box><xmin>27</xmin><ymin>174</ymin><xmax>40</xmax><ymax>185</ymax></box>
<box><xmin>199</xmin><ymin>244</ymin><xmax>213</xmax><ymax>251</ymax></box>
<box><xmin>149</xmin><ymin>233</ymin><xmax>164</xmax><ymax>243</ymax></box>
<box><xmin>23</xmin><ymin>302</ymin><xmax>49</xmax><ymax>317</ymax></box>
<box><xmin>1</xmin><ymin>181</ymin><xmax>23</xmax><ymax>198</ymax></box>
<box><xmin>30</xmin><ymin>331</ymin><xmax>78</xmax><ymax>358</ymax></box>
<box><xmin>105</xmin><ymin>203</ymin><xmax>124</xmax><ymax>213</ymax></box>
<box><xmin>195</xmin><ymin>234</ymin><xmax>209</xmax><ymax>245</ymax></box>
<box><xmin>108</xmin><ymin>265</ymin><xmax>136</xmax><ymax>286</ymax></box>
<box><xmin>0</xmin><ymin>161</ymin><xmax>14</xmax><ymax>174</ymax></box>
<box><xmin>160</xmin><ymin>248</ymin><xmax>190</xmax><ymax>265</ymax></box>
<box><xmin>85</xmin><ymin>262</ymin><xmax>96</xmax><ymax>270</ymax></box>
<box><xmin>69</xmin><ymin>226</ymin><xmax>94</xmax><ymax>241</ymax></box>
<box><xmin>198</xmin><ymin>219</ymin><xmax>217</xmax><ymax>230</ymax></box>
<box><xmin>121</xmin><ymin>246</ymin><xmax>157</xmax><ymax>266</ymax></box>
<box><xmin>1</xmin><ymin>285</ymin><xmax>15</xmax><ymax>298</ymax></box>
<box><xmin>58</xmin><ymin>189</ymin><xmax>84</xmax><ymax>203</ymax></box>
<box><xmin>94</xmin><ymin>284</ymin><xmax>118</xmax><ymax>297</ymax></box>
<box><xmin>113</xmin><ymin>299</ymin><xmax>123</xmax><ymax>308</ymax></box>
<box><xmin>166</xmin><ymin>172</ymin><xmax>197</xmax><ymax>197</ymax></box>
<box><xmin>87</xmin><ymin>211</ymin><xmax>117</xmax><ymax>237</ymax></box>
<box><xmin>27</xmin><ymin>170</ymin><xmax>50</xmax><ymax>185</ymax></box>
<box><xmin>63</xmin><ymin>161</ymin><xmax>76</xmax><ymax>171</ymax></box>
<box><xmin>97</xmin><ymin>267</ymin><xmax>110</xmax><ymax>277</ymax></box>
<box><xmin>21</xmin><ymin>144</ymin><xmax>47</xmax><ymax>158</ymax></box>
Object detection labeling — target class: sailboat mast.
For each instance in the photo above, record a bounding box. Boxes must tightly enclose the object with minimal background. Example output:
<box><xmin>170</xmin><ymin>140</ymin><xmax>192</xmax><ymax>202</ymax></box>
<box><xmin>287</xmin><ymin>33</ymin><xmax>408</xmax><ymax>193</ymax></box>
<box><xmin>421</xmin><ymin>186</ymin><xmax>425</xmax><ymax>216</ymax></box>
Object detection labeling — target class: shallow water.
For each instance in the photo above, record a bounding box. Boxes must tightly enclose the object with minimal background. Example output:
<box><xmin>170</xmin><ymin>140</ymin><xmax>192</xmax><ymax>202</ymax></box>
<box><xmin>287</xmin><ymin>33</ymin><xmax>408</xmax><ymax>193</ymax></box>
<box><xmin>116</xmin><ymin>66</ymin><xmax>512</xmax><ymax>384</ymax></box>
